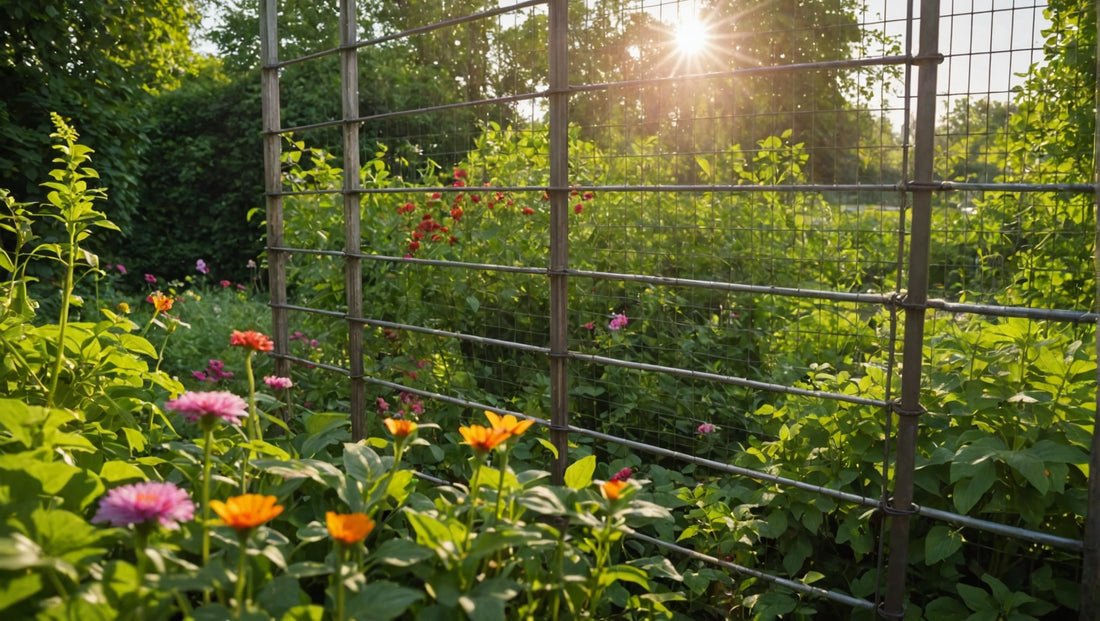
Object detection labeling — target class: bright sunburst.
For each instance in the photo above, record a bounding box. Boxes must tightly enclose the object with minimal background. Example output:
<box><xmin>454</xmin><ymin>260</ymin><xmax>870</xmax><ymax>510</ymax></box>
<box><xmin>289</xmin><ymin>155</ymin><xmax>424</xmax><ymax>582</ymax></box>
<box><xmin>674</xmin><ymin>16</ymin><xmax>709</xmax><ymax>56</ymax></box>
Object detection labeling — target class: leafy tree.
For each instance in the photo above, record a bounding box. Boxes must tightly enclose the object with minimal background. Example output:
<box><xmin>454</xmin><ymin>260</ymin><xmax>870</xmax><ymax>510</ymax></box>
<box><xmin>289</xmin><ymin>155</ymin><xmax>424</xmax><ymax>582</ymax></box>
<box><xmin>0</xmin><ymin>0</ymin><xmax>199</xmax><ymax>234</ymax></box>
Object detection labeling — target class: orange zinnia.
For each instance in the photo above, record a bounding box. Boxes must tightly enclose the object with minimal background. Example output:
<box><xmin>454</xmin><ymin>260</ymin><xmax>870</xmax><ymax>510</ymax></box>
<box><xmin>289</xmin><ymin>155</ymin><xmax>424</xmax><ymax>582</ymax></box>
<box><xmin>459</xmin><ymin>424</ymin><xmax>509</xmax><ymax>454</ymax></box>
<box><xmin>147</xmin><ymin>291</ymin><xmax>173</xmax><ymax>313</ymax></box>
<box><xmin>209</xmin><ymin>494</ymin><xmax>283</xmax><ymax>532</ymax></box>
<box><xmin>326</xmin><ymin>511</ymin><xmax>375</xmax><ymax>546</ymax></box>
<box><xmin>230</xmin><ymin>329</ymin><xmax>274</xmax><ymax>353</ymax></box>
<box><xmin>601</xmin><ymin>479</ymin><xmax>629</xmax><ymax>501</ymax></box>
<box><xmin>383</xmin><ymin>417</ymin><xmax>418</xmax><ymax>437</ymax></box>
<box><xmin>484</xmin><ymin>411</ymin><xmax>534</xmax><ymax>438</ymax></box>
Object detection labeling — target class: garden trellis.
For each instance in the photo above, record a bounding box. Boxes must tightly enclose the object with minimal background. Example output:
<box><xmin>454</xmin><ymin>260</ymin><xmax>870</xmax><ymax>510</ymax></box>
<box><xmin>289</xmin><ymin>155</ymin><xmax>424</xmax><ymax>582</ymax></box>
<box><xmin>260</xmin><ymin>0</ymin><xmax>1099</xmax><ymax>618</ymax></box>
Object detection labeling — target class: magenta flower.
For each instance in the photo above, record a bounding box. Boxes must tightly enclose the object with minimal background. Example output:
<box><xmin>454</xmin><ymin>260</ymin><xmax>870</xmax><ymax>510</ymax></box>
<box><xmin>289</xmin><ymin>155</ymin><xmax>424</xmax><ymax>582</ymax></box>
<box><xmin>115</xmin><ymin>264</ymin><xmax>127</xmax><ymax>275</ymax></box>
<box><xmin>608</xmin><ymin>313</ymin><xmax>629</xmax><ymax>331</ymax></box>
<box><xmin>376</xmin><ymin>397</ymin><xmax>390</xmax><ymax>414</ymax></box>
<box><xmin>697</xmin><ymin>422</ymin><xmax>717</xmax><ymax>435</ymax></box>
<box><xmin>584</xmin><ymin>322</ymin><xmax>595</xmax><ymax>330</ymax></box>
<box><xmin>165</xmin><ymin>391</ymin><xmax>248</xmax><ymax>426</ymax></box>
<box><xmin>196</xmin><ymin>259</ymin><xmax>210</xmax><ymax>274</ymax></box>
<box><xmin>144</xmin><ymin>273</ymin><xmax>157</xmax><ymax>284</ymax></box>
<box><xmin>264</xmin><ymin>375</ymin><xmax>293</xmax><ymax>390</ymax></box>
<box><xmin>610</xmin><ymin>467</ymin><xmax>632</xmax><ymax>482</ymax></box>
<box><xmin>220</xmin><ymin>280</ymin><xmax>231</xmax><ymax>288</ymax></box>
<box><xmin>92</xmin><ymin>481</ymin><xmax>195</xmax><ymax>530</ymax></box>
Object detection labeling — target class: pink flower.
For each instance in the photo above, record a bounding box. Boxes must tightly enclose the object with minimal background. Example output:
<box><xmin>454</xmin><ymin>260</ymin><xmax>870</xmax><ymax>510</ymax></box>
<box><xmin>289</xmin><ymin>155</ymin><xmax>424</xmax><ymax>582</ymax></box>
<box><xmin>247</xmin><ymin>259</ymin><xmax>257</xmax><ymax>268</ymax></box>
<box><xmin>697</xmin><ymin>422</ymin><xmax>717</xmax><ymax>435</ymax></box>
<box><xmin>237</xmin><ymin>284</ymin><xmax>246</xmax><ymax>291</ymax></box>
<box><xmin>196</xmin><ymin>259</ymin><xmax>210</xmax><ymax>274</ymax></box>
<box><xmin>264</xmin><ymin>376</ymin><xmax>293</xmax><ymax>390</ymax></box>
<box><xmin>310</xmin><ymin>339</ymin><xmax>320</xmax><ymax>348</ymax></box>
<box><xmin>610</xmin><ymin>467</ymin><xmax>632</xmax><ymax>482</ymax></box>
<box><xmin>376</xmin><ymin>397</ymin><xmax>390</xmax><ymax>414</ymax></box>
<box><xmin>166</xmin><ymin>391</ymin><xmax>248</xmax><ymax>426</ymax></box>
<box><xmin>583</xmin><ymin>192</ymin><xmax>594</xmax><ymax>201</ymax></box>
<box><xmin>144</xmin><ymin>273</ymin><xmax>157</xmax><ymax>284</ymax></box>
<box><xmin>584</xmin><ymin>322</ymin><xmax>595</xmax><ymax>330</ymax></box>
<box><xmin>115</xmin><ymin>264</ymin><xmax>127</xmax><ymax>275</ymax></box>
<box><xmin>220</xmin><ymin>280</ymin><xmax>231</xmax><ymax>288</ymax></box>
<box><xmin>92</xmin><ymin>481</ymin><xmax>194</xmax><ymax>530</ymax></box>
<box><xmin>454</xmin><ymin>169</ymin><xmax>467</xmax><ymax>179</ymax></box>
<box><xmin>608</xmin><ymin>313</ymin><xmax>629</xmax><ymax>331</ymax></box>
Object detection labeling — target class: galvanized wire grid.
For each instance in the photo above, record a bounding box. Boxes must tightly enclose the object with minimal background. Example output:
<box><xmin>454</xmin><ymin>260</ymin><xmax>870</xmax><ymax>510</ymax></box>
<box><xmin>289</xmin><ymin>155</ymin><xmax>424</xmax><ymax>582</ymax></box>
<box><xmin>260</xmin><ymin>0</ymin><xmax>1097</xmax><ymax>617</ymax></box>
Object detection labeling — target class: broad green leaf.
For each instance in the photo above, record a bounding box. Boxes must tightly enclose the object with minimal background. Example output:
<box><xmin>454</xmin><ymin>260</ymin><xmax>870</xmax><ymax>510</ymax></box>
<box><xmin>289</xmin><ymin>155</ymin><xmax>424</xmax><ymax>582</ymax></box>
<box><xmin>346</xmin><ymin>582</ymin><xmax>424</xmax><ymax>621</ymax></box>
<box><xmin>598</xmin><ymin>563</ymin><xmax>649</xmax><ymax>588</ymax></box>
<box><xmin>370</xmin><ymin>538</ymin><xmax>435</xmax><ymax>568</ymax></box>
<box><xmin>98</xmin><ymin>461</ymin><xmax>146</xmax><ymax>485</ymax></box>
<box><xmin>1003</xmin><ymin>450</ymin><xmax>1048</xmax><ymax>494</ymax></box>
<box><xmin>925</xmin><ymin>525</ymin><xmax>964</xmax><ymax>565</ymax></box>
<box><xmin>952</xmin><ymin>460</ymin><xmax>996</xmax><ymax>514</ymax></box>
<box><xmin>564</xmin><ymin>454</ymin><xmax>596</xmax><ymax>490</ymax></box>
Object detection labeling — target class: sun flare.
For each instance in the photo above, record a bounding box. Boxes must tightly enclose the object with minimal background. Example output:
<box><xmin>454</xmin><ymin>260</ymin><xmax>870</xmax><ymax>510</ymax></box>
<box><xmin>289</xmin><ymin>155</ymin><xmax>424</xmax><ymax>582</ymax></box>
<box><xmin>674</xmin><ymin>17</ymin><xmax>709</xmax><ymax>56</ymax></box>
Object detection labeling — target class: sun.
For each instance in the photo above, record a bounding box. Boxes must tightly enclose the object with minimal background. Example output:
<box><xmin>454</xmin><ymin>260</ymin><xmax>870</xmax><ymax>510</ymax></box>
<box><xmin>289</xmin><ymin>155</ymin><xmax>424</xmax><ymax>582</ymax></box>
<box><xmin>674</xmin><ymin>16</ymin><xmax>710</xmax><ymax>56</ymax></box>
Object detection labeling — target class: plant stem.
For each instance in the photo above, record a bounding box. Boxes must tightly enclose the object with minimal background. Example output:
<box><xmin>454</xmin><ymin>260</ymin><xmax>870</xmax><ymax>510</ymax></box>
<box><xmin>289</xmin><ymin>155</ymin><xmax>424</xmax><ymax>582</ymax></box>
<box><xmin>245</xmin><ymin>351</ymin><xmax>261</xmax><ymax>442</ymax></box>
<box><xmin>46</xmin><ymin>228</ymin><xmax>77</xmax><ymax>408</ymax></box>
<box><xmin>201</xmin><ymin>425</ymin><xmax>214</xmax><ymax>605</ymax></box>
<box><xmin>235</xmin><ymin>537</ymin><xmax>249</xmax><ymax>620</ymax></box>
<box><xmin>334</xmin><ymin>545</ymin><xmax>347</xmax><ymax>621</ymax></box>
<box><xmin>493</xmin><ymin>448</ymin><xmax>511</xmax><ymax>526</ymax></box>
<box><xmin>464</xmin><ymin>461</ymin><xmax>483</xmax><ymax>553</ymax></box>
<box><xmin>134</xmin><ymin>528</ymin><xmax>149</xmax><ymax>621</ymax></box>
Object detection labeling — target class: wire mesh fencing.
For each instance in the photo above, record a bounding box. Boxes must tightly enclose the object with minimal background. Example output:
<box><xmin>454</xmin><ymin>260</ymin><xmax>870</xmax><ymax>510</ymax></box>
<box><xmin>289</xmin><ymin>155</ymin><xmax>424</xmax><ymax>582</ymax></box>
<box><xmin>260</xmin><ymin>0</ymin><xmax>1097</xmax><ymax>617</ymax></box>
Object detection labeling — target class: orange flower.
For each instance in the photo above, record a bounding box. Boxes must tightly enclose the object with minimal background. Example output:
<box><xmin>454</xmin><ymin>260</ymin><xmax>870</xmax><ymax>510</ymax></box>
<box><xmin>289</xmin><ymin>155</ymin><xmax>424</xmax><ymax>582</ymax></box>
<box><xmin>147</xmin><ymin>291</ymin><xmax>173</xmax><ymax>313</ymax></box>
<box><xmin>484</xmin><ymin>411</ymin><xmax>534</xmax><ymax>438</ymax></box>
<box><xmin>326</xmin><ymin>511</ymin><xmax>375</xmax><ymax>546</ymax></box>
<box><xmin>601</xmin><ymin>479</ymin><xmax>629</xmax><ymax>501</ymax></box>
<box><xmin>209</xmin><ymin>494</ymin><xmax>283</xmax><ymax>532</ymax></box>
<box><xmin>459</xmin><ymin>424</ymin><xmax>509</xmax><ymax>454</ymax></box>
<box><xmin>230</xmin><ymin>330</ymin><xmax>274</xmax><ymax>353</ymax></box>
<box><xmin>383</xmin><ymin>417</ymin><xmax>418</xmax><ymax>437</ymax></box>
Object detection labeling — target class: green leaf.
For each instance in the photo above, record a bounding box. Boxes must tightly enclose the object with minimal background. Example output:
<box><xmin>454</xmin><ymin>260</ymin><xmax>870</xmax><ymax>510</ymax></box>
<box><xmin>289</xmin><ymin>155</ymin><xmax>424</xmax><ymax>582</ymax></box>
<box><xmin>98</xmin><ymin>461</ymin><xmax>146</xmax><ymax>485</ymax></box>
<box><xmin>564</xmin><ymin>454</ymin><xmax>596</xmax><ymax>490</ymax></box>
<box><xmin>536</xmin><ymin>437</ymin><xmax>559</xmax><ymax>460</ymax></box>
<box><xmin>925</xmin><ymin>525</ymin><xmax>964</xmax><ymax>565</ymax></box>
<box><xmin>346</xmin><ymin>582</ymin><xmax>424</xmax><ymax>621</ymax></box>
<box><xmin>1004</xmin><ymin>450</ymin><xmax>1049</xmax><ymax>494</ymax></box>
<box><xmin>957</xmin><ymin>583</ymin><xmax>993</xmax><ymax>612</ymax></box>
<box><xmin>952</xmin><ymin>460</ymin><xmax>996</xmax><ymax>514</ymax></box>
<box><xmin>370</xmin><ymin>538</ymin><xmax>435</xmax><ymax>567</ymax></box>
<box><xmin>279</xmin><ymin>605</ymin><xmax>324</xmax><ymax>621</ymax></box>
<box><xmin>598</xmin><ymin>564</ymin><xmax>649</xmax><ymax>589</ymax></box>
<box><xmin>466</xmin><ymin>295</ymin><xmax>480</xmax><ymax>313</ymax></box>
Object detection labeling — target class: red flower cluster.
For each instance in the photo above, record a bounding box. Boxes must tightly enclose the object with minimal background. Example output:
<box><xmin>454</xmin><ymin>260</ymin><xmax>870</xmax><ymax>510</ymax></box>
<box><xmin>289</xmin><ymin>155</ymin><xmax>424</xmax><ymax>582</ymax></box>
<box><xmin>397</xmin><ymin>202</ymin><xmax>416</xmax><ymax>214</ymax></box>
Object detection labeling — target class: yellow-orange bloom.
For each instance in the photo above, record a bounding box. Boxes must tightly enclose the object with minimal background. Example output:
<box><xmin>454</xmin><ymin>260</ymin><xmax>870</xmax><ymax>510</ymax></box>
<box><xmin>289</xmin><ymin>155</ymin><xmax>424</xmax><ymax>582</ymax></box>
<box><xmin>326</xmin><ymin>511</ymin><xmax>375</xmax><ymax>546</ymax></box>
<box><xmin>459</xmin><ymin>424</ymin><xmax>509</xmax><ymax>453</ymax></box>
<box><xmin>383</xmin><ymin>417</ymin><xmax>418</xmax><ymax>437</ymax></box>
<box><xmin>230</xmin><ymin>330</ymin><xmax>274</xmax><ymax>353</ymax></box>
<box><xmin>147</xmin><ymin>291</ymin><xmax>173</xmax><ymax>313</ymax></box>
<box><xmin>601</xmin><ymin>479</ymin><xmax>629</xmax><ymax>501</ymax></box>
<box><xmin>484</xmin><ymin>411</ymin><xmax>534</xmax><ymax>438</ymax></box>
<box><xmin>209</xmin><ymin>494</ymin><xmax>283</xmax><ymax>531</ymax></box>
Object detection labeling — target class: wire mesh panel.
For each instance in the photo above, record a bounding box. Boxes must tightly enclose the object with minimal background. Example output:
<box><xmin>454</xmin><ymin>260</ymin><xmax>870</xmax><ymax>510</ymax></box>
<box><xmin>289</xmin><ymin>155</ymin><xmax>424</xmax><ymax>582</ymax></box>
<box><xmin>261</xmin><ymin>0</ymin><xmax>1097</xmax><ymax>617</ymax></box>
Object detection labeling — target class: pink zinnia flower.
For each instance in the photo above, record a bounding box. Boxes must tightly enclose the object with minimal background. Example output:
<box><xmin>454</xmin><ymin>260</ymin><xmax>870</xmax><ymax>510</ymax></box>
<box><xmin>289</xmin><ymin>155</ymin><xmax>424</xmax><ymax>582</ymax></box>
<box><xmin>92</xmin><ymin>481</ymin><xmax>195</xmax><ymax>530</ymax></box>
<box><xmin>115</xmin><ymin>264</ymin><xmax>127</xmax><ymax>275</ymax></box>
<box><xmin>697</xmin><ymin>422</ymin><xmax>717</xmax><ymax>435</ymax></box>
<box><xmin>584</xmin><ymin>322</ymin><xmax>595</xmax><ymax>330</ymax></box>
<box><xmin>608</xmin><ymin>313</ymin><xmax>629</xmax><ymax>331</ymax></box>
<box><xmin>220</xmin><ymin>280</ymin><xmax>231</xmax><ymax>288</ymax></box>
<box><xmin>144</xmin><ymin>273</ymin><xmax>157</xmax><ymax>284</ymax></box>
<box><xmin>166</xmin><ymin>391</ymin><xmax>248</xmax><ymax>426</ymax></box>
<box><xmin>264</xmin><ymin>376</ymin><xmax>293</xmax><ymax>390</ymax></box>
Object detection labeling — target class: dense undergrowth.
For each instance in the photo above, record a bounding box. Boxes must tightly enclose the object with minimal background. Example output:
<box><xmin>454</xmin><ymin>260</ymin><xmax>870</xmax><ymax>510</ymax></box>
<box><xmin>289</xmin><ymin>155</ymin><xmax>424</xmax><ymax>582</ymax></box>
<box><xmin>0</xmin><ymin>115</ymin><xmax>1093</xmax><ymax>620</ymax></box>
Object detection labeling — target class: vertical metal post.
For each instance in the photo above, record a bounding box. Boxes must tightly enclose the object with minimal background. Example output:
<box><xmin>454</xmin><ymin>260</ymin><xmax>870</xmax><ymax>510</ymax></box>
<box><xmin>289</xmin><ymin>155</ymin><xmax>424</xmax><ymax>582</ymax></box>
<box><xmin>340</xmin><ymin>0</ymin><xmax>366</xmax><ymax>440</ymax></box>
<box><xmin>548</xmin><ymin>0</ymin><xmax>569</xmax><ymax>485</ymax></box>
<box><xmin>882</xmin><ymin>0</ymin><xmax>939</xmax><ymax>616</ymax></box>
<box><xmin>260</xmin><ymin>0</ymin><xmax>291</xmax><ymax>397</ymax></box>
<box><xmin>1082</xmin><ymin>4</ymin><xmax>1100</xmax><ymax>619</ymax></box>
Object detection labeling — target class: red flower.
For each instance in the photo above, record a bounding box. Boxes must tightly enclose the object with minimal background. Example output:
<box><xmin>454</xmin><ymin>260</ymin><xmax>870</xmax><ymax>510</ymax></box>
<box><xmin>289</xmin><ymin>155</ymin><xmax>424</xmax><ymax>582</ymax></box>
<box><xmin>583</xmin><ymin>192</ymin><xmax>594</xmax><ymax>201</ymax></box>
<box><xmin>448</xmin><ymin>236</ymin><xmax>457</xmax><ymax>245</ymax></box>
<box><xmin>454</xmin><ymin>169</ymin><xmax>467</xmax><ymax>178</ymax></box>
<box><xmin>471</xmin><ymin>195</ymin><xmax>481</xmax><ymax>203</ymax></box>
<box><xmin>422</xmin><ymin>213</ymin><xmax>433</xmax><ymax>221</ymax></box>
<box><xmin>408</xmin><ymin>241</ymin><xmax>421</xmax><ymax>253</ymax></box>
<box><xmin>430</xmin><ymin>192</ymin><xmax>441</xmax><ymax>200</ymax></box>
<box><xmin>522</xmin><ymin>207</ymin><xmax>535</xmax><ymax>215</ymax></box>
<box><xmin>412</xmin><ymin>231</ymin><xmax>424</xmax><ymax>240</ymax></box>
<box><xmin>450</xmin><ymin>207</ymin><xmax>463</xmax><ymax>220</ymax></box>
<box><xmin>230</xmin><ymin>330</ymin><xmax>274</xmax><ymax>353</ymax></box>
<box><xmin>431</xmin><ymin>234</ymin><xmax>443</xmax><ymax>242</ymax></box>
<box><xmin>574</xmin><ymin>204</ymin><xmax>583</xmax><ymax>214</ymax></box>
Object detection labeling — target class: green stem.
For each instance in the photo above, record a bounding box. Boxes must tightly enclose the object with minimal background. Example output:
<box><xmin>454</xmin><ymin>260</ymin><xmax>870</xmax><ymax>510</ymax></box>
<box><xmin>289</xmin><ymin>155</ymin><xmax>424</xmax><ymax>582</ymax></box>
<box><xmin>235</xmin><ymin>536</ymin><xmax>249</xmax><ymax>620</ymax></box>
<box><xmin>464</xmin><ymin>461</ymin><xmax>483</xmax><ymax>553</ymax></box>
<box><xmin>334</xmin><ymin>545</ymin><xmax>347</xmax><ymax>621</ymax></box>
<box><xmin>134</xmin><ymin>528</ymin><xmax>149</xmax><ymax>621</ymax></box>
<box><xmin>493</xmin><ymin>448</ymin><xmax>511</xmax><ymax>526</ymax></box>
<box><xmin>201</xmin><ymin>425</ymin><xmax>214</xmax><ymax>605</ymax></box>
<box><xmin>46</xmin><ymin>228</ymin><xmax>77</xmax><ymax>408</ymax></box>
<box><xmin>153</xmin><ymin>322</ymin><xmax>174</xmax><ymax>373</ymax></box>
<box><xmin>245</xmin><ymin>352</ymin><xmax>261</xmax><ymax>442</ymax></box>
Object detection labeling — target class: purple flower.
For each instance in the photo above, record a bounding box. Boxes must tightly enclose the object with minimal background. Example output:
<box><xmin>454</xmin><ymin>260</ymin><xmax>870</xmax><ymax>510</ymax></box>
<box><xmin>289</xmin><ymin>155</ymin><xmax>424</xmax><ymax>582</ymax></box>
<box><xmin>115</xmin><ymin>264</ymin><xmax>127</xmax><ymax>275</ymax></box>
<box><xmin>144</xmin><ymin>273</ymin><xmax>157</xmax><ymax>284</ymax></box>
<box><xmin>697</xmin><ymin>422</ymin><xmax>717</xmax><ymax>435</ymax></box>
<box><xmin>309</xmin><ymin>339</ymin><xmax>320</xmax><ymax>348</ymax></box>
<box><xmin>376</xmin><ymin>397</ymin><xmax>390</xmax><ymax>414</ymax></box>
<box><xmin>196</xmin><ymin>259</ymin><xmax>210</xmax><ymax>274</ymax></box>
<box><xmin>264</xmin><ymin>375</ymin><xmax>293</xmax><ymax>390</ymax></box>
<box><xmin>166</xmin><ymin>391</ymin><xmax>248</xmax><ymax>426</ymax></box>
<box><xmin>92</xmin><ymin>481</ymin><xmax>195</xmax><ymax>530</ymax></box>
<box><xmin>608</xmin><ymin>312</ymin><xmax>629</xmax><ymax>331</ymax></box>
